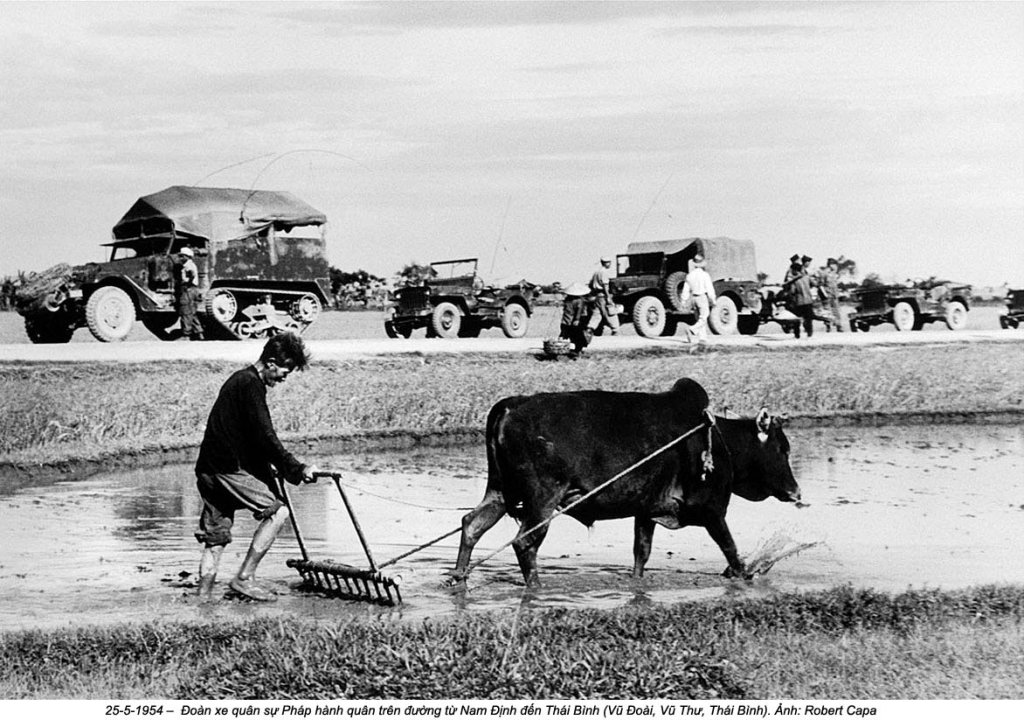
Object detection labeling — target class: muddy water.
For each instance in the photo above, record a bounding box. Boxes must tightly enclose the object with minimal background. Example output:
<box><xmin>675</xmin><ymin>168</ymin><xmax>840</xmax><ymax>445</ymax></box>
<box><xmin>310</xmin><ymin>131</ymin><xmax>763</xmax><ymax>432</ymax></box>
<box><xmin>1</xmin><ymin>424</ymin><xmax>1021</xmax><ymax>631</ymax></box>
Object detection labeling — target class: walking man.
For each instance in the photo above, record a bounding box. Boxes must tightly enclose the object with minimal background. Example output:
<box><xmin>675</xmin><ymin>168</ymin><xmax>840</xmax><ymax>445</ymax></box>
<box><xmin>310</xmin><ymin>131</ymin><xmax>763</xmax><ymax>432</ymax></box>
<box><xmin>177</xmin><ymin>247</ymin><xmax>204</xmax><ymax>341</ymax></box>
<box><xmin>560</xmin><ymin>282</ymin><xmax>593</xmax><ymax>357</ymax></box>
<box><xmin>784</xmin><ymin>259</ymin><xmax>816</xmax><ymax>338</ymax></box>
<box><xmin>193</xmin><ymin>332</ymin><xmax>319</xmax><ymax>601</ymax></box>
<box><xmin>821</xmin><ymin>257</ymin><xmax>844</xmax><ymax>332</ymax></box>
<box><xmin>588</xmin><ymin>256</ymin><xmax>620</xmax><ymax>335</ymax></box>
<box><xmin>682</xmin><ymin>254</ymin><xmax>716</xmax><ymax>343</ymax></box>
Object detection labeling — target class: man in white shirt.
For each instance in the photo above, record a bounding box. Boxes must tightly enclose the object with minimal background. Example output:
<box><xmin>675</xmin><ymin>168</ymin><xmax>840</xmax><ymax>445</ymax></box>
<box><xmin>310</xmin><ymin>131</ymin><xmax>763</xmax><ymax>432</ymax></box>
<box><xmin>588</xmin><ymin>256</ymin><xmax>620</xmax><ymax>335</ymax></box>
<box><xmin>682</xmin><ymin>253</ymin><xmax>716</xmax><ymax>342</ymax></box>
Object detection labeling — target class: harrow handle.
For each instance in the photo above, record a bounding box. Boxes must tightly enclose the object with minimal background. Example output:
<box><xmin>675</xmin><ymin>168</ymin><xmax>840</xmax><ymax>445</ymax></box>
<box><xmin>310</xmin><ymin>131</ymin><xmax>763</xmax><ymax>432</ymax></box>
<box><xmin>331</xmin><ymin>475</ymin><xmax>379</xmax><ymax>573</ymax></box>
<box><xmin>275</xmin><ymin>475</ymin><xmax>310</xmax><ymax>563</ymax></box>
<box><xmin>312</xmin><ymin>470</ymin><xmax>342</xmax><ymax>481</ymax></box>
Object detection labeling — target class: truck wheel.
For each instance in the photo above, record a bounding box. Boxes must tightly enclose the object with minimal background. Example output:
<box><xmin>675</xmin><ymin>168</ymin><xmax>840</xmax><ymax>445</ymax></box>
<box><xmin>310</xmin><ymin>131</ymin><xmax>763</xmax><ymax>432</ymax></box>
<box><xmin>24</xmin><ymin>315</ymin><xmax>74</xmax><ymax>344</ymax></box>
<box><xmin>944</xmin><ymin>301</ymin><xmax>968</xmax><ymax>331</ymax></box>
<box><xmin>431</xmin><ymin>301</ymin><xmax>462</xmax><ymax>338</ymax></box>
<box><xmin>206</xmin><ymin>289</ymin><xmax>238</xmax><ymax>324</ymax></box>
<box><xmin>85</xmin><ymin>286</ymin><xmax>136</xmax><ymax>342</ymax></box>
<box><xmin>737</xmin><ymin>314</ymin><xmax>760</xmax><ymax>335</ymax></box>
<box><xmin>709</xmin><ymin>296</ymin><xmax>739</xmax><ymax>335</ymax></box>
<box><xmin>290</xmin><ymin>293</ymin><xmax>322</xmax><ymax>325</ymax></box>
<box><xmin>632</xmin><ymin>296</ymin><xmax>666</xmax><ymax>338</ymax></box>
<box><xmin>663</xmin><ymin>271</ymin><xmax>689</xmax><ymax>312</ymax></box>
<box><xmin>892</xmin><ymin>301</ymin><xmax>916</xmax><ymax>331</ymax></box>
<box><xmin>385</xmin><ymin>320</ymin><xmax>413</xmax><ymax>338</ymax></box>
<box><xmin>500</xmin><ymin>304</ymin><xmax>528</xmax><ymax>338</ymax></box>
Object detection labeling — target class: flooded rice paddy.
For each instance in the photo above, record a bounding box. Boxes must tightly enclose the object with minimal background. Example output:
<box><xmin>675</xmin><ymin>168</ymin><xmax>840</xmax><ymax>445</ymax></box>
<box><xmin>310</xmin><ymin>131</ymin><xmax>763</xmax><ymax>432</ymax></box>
<box><xmin>0</xmin><ymin>424</ymin><xmax>1021</xmax><ymax>631</ymax></box>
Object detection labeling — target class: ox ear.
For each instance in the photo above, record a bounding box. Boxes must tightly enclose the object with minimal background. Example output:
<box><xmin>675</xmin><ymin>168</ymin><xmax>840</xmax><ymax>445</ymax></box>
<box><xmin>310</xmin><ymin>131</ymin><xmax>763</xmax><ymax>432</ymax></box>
<box><xmin>755</xmin><ymin>407</ymin><xmax>771</xmax><ymax>441</ymax></box>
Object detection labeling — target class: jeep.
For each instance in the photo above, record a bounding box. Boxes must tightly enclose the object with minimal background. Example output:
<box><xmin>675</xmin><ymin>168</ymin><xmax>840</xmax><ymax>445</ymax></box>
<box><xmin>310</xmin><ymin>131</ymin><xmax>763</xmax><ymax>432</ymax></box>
<box><xmin>14</xmin><ymin>186</ymin><xmax>332</xmax><ymax>342</ymax></box>
<box><xmin>848</xmin><ymin>279</ymin><xmax>971</xmax><ymax>332</ymax></box>
<box><xmin>999</xmin><ymin>288</ymin><xmax>1024</xmax><ymax>329</ymax></box>
<box><xmin>384</xmin><ymin>258</ymin><xmax>532</xmax><ymax>339</ymax></box>
<box><xmin>609</xmin><ymin>237</ymin><xmax>763</xmax><ymax>338</ymax></box>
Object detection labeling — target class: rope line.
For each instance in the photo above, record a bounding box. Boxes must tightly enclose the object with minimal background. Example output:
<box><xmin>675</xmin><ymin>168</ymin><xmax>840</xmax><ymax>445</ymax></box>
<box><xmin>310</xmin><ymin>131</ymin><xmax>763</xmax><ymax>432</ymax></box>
<box><xmin>467</xmin><ymin>417</ymin><xmax>710</xmax><ymax>573</ymax></box>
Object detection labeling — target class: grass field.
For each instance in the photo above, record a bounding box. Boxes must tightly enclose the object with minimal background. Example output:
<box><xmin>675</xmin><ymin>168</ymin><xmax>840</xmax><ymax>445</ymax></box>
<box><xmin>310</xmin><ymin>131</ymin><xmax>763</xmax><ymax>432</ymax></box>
<box><xmin>1</xmin><ymin>341</ymin><xmax>1022</xmax><ymax>469</ymax></box>
<box><xmin>2</xmin><ymin>585</ymin><xmax>1021</xmax><ymax>699</ymax></box>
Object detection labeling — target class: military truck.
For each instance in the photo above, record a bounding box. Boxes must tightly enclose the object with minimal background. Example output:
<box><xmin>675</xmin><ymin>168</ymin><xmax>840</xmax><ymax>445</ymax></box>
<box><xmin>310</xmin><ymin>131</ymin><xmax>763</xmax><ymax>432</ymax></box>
<box><xmin>14</xmin><ymin>186</ymin><xmax>332</xmax><ymax>342</ymax></box>
<box><xmin>608</xmin><ymin>237</ymin><xmax>763</xmax><ymax>337</ymax></box>
<box><xmin>998</xmin><ymin>288</ymin><xmax>1024</xmax><ymax>329</ymax></box>
<box><xmin>384</xmin><ymin>258</ymin><xmax>533</xmax><ymax>339</ymax></box>
<box><xmin>847</xmin><ymin>279</ymin><xmax>971</xmax><ymax>332</ymax></box>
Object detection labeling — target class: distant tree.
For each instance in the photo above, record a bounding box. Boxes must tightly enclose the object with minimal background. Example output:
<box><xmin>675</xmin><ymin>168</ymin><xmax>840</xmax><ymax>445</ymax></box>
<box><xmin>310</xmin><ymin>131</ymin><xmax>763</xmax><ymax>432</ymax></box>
<box><xmin>835</xmin><ymin>255</ymin><xmax>858</xmax><ymax>280</ymax></box>
<box><xmin>860</xmin><ymin>272</ymin><xmax>884</xmax><ymax>288</ymax></box>
<box><xmin>395</xmin><ymin>263</ymin><xmax>436</xmax><ymax>288</ymax></box>
<box><xmin>328</xmin><ymin>267</ymin><xmax>385</xmax><ymax>309</ymax></box>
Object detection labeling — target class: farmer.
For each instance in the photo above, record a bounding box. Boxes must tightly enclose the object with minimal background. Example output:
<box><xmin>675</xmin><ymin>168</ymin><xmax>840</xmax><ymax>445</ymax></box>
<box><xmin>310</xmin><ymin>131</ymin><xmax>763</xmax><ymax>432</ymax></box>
<box><xmin>193</xmin><ymin>332</ymin><xmax>319</xmax><ymax>602</ymax></box>
<box><xmin>587</xmin><ymin>256</ymin><xmax>620</xmax><ymax>336</ymax></box>
<box><xmin>560</xmin><ymin>281</ymin><xmax>593</xmax><ymax>357</ymax></box>
<box><xmin>177</xmin><ymin>247</ymin><xmax>204</xmax><ymax>341</ymax></box>
<box><xmin>682</xmin><ymin>253</ymin><xmax>716</xmax><ymax>343</ymax></box>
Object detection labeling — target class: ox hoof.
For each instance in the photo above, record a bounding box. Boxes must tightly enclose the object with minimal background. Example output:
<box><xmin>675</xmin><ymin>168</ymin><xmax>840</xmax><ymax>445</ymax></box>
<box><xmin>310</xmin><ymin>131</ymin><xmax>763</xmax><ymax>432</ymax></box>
<box><xmin>723</xmin><ymin>565</ymin><xmax>754</xmax><ymax>582</ymax></box>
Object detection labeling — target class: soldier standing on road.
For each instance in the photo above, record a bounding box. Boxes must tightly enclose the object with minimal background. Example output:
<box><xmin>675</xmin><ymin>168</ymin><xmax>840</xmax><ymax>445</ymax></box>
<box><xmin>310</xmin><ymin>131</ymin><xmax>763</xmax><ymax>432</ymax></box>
<box><xmin>560</xmin><ymin>282</ymin><xmax>593</xmax><ymax>357</ymax></box>
<box><xmin>784</xmin><ymin>259</ymin><xmax>816</xmax><ymax>338</ymax></box>
<box><xmin>821</xmin><ymin>258</ymin><xmax>844</xmax><ymax>332</ymax></box>
<box><xmin>177</xmin><ymin>247</ymin><xmax>204</xmax><ymax>341</ymax></box>
<box><xmin>682</xmin><ymin>254</ymin><xmax>716</xmax><ymax>343</ymax></box>
<box><xmin>588</xmin><ymin>256</ymin><xmax>620</xmax><ymax>336</ymax></box>
<box><xmin>193</xmin><ymin>333</ymin><xmax>320</xmax><ymax>602</ymax></box>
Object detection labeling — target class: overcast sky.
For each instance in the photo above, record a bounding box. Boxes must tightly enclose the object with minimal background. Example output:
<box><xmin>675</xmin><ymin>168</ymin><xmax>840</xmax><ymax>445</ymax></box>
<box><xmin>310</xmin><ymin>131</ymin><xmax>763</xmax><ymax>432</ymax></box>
<box><xmin>2</xmin><ymin>1</ymin><xmax>1022</xmax><ymax>287</ymax></box>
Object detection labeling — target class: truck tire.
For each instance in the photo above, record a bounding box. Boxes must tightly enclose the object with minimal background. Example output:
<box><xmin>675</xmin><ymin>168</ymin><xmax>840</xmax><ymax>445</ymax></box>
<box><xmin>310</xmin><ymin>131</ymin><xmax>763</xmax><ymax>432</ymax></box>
<box><xmin>85</xmin><ymin>286</ymin><xmax>136</xmax><ymax>342</ymax></box>
<box><xmin>944</xmin><ymin>301</ymin><xmax>968</xmax><ymax>331</ymax></box>
<box><xmin>24</xmin><ymin>315</ymin><xmax>74</xmax><ymax>344</ymax></box>
<box><xmin>737</xmin><ymin>313</ymin><xmax>760</xmax><ymax>335</ymax></box>
<box><xmin>500</xmin><ymin>304</ymin><xmax>528</xmax><ymax>338</ymax></box>
<box><xmin>632</xmin><ymin>296</ymin><xmax>666</xmax><ymax>338</ymax></box>
<box><xmin>892</xmin><ymin>301</ymin><xmax>916</xmax><ymax>332</ymax></box>
<box><xmin>431</xmin><ymin>301</ymin><xmax>462</xmax><ymax>338</ymax></box>
<box><xmin>709</xmin><ymin>296</ymin><xmax>739</xmax><ymax>335</ymax></box>
<box><xmin>663</xmin><ymin>271</ymin><xmax>689</xmax><ymax>312</ymax></box>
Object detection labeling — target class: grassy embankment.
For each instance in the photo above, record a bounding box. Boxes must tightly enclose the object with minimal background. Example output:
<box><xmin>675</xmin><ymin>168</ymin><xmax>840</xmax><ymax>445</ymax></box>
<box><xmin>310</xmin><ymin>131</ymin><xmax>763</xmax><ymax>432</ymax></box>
<box><xmin>2</xmin><ymin>585</ymin><xmax>1022</xmax><ymax>699</ymax></box>
<box><xmin>1</xmin><ymin>342</ymin><xmax>1022</xmax><ymax>470</ymax></box>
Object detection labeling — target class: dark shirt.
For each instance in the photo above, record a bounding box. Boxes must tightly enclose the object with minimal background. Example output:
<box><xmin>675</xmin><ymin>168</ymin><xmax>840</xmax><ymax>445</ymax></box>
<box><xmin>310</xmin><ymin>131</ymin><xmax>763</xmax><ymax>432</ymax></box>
<box><xmin>561</xmin><ymin>296</ymin><xmax>588</xmax><ymax>326</ymax></box>
<box><xmin>195</xmin><ymin>366</ymin><xmax>305</xmax><ymax>485</ymax></box>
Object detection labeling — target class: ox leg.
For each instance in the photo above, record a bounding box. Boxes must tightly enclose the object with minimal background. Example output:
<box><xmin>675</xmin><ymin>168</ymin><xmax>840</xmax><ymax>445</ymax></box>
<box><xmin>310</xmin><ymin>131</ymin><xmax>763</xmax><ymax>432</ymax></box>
<box><xmin>451</xmin><ymin>490</ymin><xmax>506</xmax><ymax>584</ymax></box>
<box><xmin>511</xmin><ymin>513</ymin><xmax>552</xmax><ymax>587</ymax></box>
<box><xmin>632</xmin><ymin>517</ymin><xmax>656</xmax><ymax>578</ymax></box>
<box><xmin>703</xmin><ymin>517</ymin><xmax>749</xmax><ymax>580</ymax></box>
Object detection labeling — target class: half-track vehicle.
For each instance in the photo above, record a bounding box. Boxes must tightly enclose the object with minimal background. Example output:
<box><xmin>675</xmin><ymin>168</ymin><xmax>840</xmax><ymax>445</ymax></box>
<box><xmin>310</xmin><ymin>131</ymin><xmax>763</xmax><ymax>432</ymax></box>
<box><xmin>608</xmin><ymin>237</ymin><xmax>763</xmax><ymax>338</ymax></box>
<box><xmin>847</xmin><ymin>279</ymin><xmax>971</xmax><ymax>332</ymax></box>
<box><xmin>999</xmin><ymin>288</ymin><xmax>1024</xmax><ymax>329</ymax></box>
<box><xmin>384</xmin><ymin>258</ymin><xmax>532</xmax><ymax>339</ymax></box>
<box><xmin>14</xmin><ymin>186</ymin><xmax>332</xmax><ymax>342</ymax></box>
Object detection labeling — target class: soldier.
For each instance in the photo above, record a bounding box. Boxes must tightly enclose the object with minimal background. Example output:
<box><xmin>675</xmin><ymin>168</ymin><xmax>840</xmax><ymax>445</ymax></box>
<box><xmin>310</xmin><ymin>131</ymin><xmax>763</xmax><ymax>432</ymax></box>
<box><xmin>820</xmin><ymin>257</ymin><xmax>844</xmax><ymax>332</ymax></box>
<box><xmin>682</xmin><ymin>254</ymin><xmax>716</xmax><ymax>343</ymax></box>
<box><xmin>177</xmin><ymin>247</ymin><xmax>204</xmax><ymax>341</ymax></box>
<box><xmin>560</xmin><ymin>282</ymin><xmax>593</xmax><ymax>357</ymax></box>
<box><xmin>588</xmin><ymin>256</ymin><xmax>620</xmax><ymax>336</ymax></box>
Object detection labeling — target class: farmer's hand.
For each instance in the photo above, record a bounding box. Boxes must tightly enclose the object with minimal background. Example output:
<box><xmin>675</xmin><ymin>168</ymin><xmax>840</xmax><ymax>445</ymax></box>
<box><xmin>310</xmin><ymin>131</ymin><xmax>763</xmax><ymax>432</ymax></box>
<box><xmin>302</xmin><ymin>465</ymin><xmax>322</xmax><ymax>483</ymax></box>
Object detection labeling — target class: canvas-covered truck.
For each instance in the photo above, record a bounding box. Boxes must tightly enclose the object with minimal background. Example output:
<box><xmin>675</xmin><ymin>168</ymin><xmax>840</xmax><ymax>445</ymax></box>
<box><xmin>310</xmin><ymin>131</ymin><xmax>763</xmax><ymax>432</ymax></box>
<box><xmin>14</xmin><ymin>186</ymin><xmax>332</xmax><ymax>342</ymax></box>
<box><xmin>384</xmin><ymin>258</ymin><xmax>533</xmax><ymax>339</ymax></box>
<box><xmin>608</xmin><ymin>237</ymin><xmax>763</xmax><ymax>338</ymax></box>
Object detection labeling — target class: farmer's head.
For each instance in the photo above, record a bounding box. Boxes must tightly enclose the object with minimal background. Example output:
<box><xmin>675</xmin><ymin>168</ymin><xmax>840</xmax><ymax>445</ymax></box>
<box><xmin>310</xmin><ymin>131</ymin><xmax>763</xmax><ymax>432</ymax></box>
<box><xmin>259</xmin><ymin>332</ymin><xmax>310</xmax><ymax>386</ymax></box>
<box><xmin>600</xmin><ymin>256</ymin><xmax>611</xmax><ymax>267</ymax></box>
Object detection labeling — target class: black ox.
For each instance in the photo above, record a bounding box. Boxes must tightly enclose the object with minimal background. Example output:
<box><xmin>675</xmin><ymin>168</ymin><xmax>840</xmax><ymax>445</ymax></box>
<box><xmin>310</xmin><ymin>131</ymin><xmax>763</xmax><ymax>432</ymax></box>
<box><xmin>452</xmin><ymin>378</ymin><xmax>801</xmax><ymax>585</ymax></box>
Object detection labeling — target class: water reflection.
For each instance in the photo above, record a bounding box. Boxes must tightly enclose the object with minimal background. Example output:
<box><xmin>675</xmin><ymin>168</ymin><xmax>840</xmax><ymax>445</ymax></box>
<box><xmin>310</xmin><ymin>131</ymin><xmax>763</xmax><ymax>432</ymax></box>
<box><xmin>0</xmin><ymin>425</ymin><xmax>1021</xmax><ymax>630</ymax></box>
